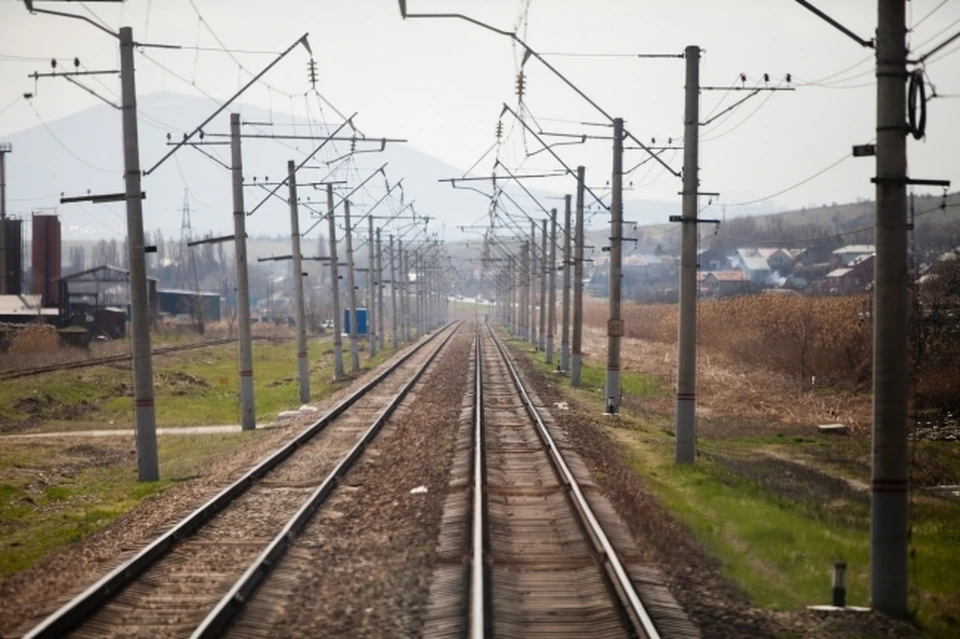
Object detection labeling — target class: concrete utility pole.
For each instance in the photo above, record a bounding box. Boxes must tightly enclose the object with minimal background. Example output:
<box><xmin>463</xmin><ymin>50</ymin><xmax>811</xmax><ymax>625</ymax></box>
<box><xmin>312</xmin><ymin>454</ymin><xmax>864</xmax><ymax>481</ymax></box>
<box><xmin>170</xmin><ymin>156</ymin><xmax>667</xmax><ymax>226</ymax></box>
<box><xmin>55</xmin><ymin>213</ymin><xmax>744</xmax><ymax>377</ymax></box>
<box><xmin>571</xmin><ymin>166</ymin><xmax>586</xmax><ymax>388</ymax></box>
<box><xmin>230</xmin><ymin>113</ymin><xmax>256</xmax><ymax>430</ymax></box>
<box><xmin>287</xmin><ymin>160</ymin><xmax>309</xmax><ymax>405</ymax></box>
<box><xmin>872</xmin><ymin>0</ymin><xmax>908</xmax><ymax>616</ymax></box>
<box><xmin>605</xmin><ymin>118</ymin><xmax>624</xmax><ymax>413</ymax></box>
<box><xmin>561</xmin><ymin>193</ymin><xmax>572</xmax><ymax>372</ymax></box>
<box><xmin>390</xmin><ymin>234</ymin><xmax>398</xmax><ymax>348</ymax></box>
<box><xmin>326</xmin><ymin>183</ymin><xmax>344</xmax><ymax>379</ymax></box>
<box><xmin>521</xmin><ymin>241</ymin><xmax>529</xmax><ymax>340</ymax></box>
<box><xmin>367</xmin><ymin>214</ymin><xmax>377</xmax><ymax>358</ymax></box>
<box><xmin>507</xmin><ymin>254</ymin><xmax>516</xmax><ymax>335</ymax></box>
<box><xmin>675</xmin><ymin>46</ymin><xmax>700</xmax><ymax>464</ymax></box>
<box><xmin>376</xmin><ymin>227</ymin><xmax>385</xmax><ymax>351</ymax></box>
<box><xmin>530</xmin><ymin>221</ymin><xmax>538</xmax><ymax>347</ymax></box>
<box><xmin>120</xmin><ymin>27</ymin><xmax>159</xmax><ymax>479</ymax></box>
<box><xmin>400</xmin><ymin>242</ymin><xmax>410</xmax><ymax>342</ymax></box>
<box><xmin>343</xmin><ymin>200</ymin><xmax>360</xmax><ymax>371</ymax></box>
<box><xmin>546</xmin><ymin>208</ymin><xmax>557</xmax><ymax>364</ymax></box>
<box><xmin>539</xmin><ymin>218</ymin><xmax>548</xmax><ymax>352</ymax></box>
<box><xmin>0</xmin><ymin>142</ymin><xmax>10</xmax><ymax>296</ymax></box>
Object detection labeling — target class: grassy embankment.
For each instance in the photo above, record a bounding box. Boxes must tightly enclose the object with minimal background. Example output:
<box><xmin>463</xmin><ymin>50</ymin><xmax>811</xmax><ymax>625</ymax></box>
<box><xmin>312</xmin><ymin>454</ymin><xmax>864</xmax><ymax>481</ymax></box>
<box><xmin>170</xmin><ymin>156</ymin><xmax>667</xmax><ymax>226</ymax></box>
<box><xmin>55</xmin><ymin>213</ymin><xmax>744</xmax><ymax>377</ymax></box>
<box><xmin>512</xmin><ymin>335</ymin><xmax>960</xmax><ymax>638</ymax></box>
<box><xmin>0</xmin><ymin>335</ymin><xmax>403</xmax><ymax>578</ymax></box>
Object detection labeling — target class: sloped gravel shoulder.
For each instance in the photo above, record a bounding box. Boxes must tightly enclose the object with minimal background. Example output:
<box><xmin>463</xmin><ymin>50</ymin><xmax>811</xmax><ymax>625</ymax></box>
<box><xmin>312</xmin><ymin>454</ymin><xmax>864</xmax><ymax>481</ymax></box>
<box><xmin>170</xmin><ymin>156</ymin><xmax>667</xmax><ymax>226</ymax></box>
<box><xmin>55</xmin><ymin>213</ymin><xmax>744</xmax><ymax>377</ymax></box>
<box><xmin>0</xmin><ymin>344</ymin><xmax>432</xmax><ymax>638</ymax></box>
<box><xmin>226</xmin><ymin>331</ymin><xmax>473</xmax><ymax>638</ymax></box>
<box><xmin>506</xmin><ymin>339</ymin><xmax>919</xmax><ymax>639</ymax></box>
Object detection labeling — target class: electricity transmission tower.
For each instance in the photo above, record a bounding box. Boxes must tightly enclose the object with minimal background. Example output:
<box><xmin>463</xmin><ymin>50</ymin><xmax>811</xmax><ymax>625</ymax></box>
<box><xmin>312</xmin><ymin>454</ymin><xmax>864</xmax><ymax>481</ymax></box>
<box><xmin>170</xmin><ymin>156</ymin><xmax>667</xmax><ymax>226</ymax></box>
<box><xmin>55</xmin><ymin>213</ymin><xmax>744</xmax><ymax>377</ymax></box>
<box><xmin>175</xmin><ymin>189</ymin><xmax>204</xmax><ymax>333</ymax></box>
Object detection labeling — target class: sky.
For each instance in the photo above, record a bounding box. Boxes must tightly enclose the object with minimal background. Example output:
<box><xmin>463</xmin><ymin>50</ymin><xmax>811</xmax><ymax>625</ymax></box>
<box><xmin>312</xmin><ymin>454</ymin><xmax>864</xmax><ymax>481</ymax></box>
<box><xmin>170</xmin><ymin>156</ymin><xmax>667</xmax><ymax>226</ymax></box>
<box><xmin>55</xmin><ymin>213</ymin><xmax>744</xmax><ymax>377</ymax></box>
<box><xmin>1</xmin><ymin>0</ymin><xmax>959</xmax><ymax>231</ymax></box>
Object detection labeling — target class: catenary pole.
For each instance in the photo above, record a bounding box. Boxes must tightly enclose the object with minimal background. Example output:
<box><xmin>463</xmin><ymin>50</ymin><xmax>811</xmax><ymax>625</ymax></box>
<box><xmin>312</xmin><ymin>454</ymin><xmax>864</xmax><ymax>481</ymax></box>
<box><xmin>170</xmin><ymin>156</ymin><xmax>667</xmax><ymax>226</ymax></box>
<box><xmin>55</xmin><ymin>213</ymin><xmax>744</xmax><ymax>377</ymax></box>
<box><xmin>530</xmin><ymin>221</ymin><xmax>538</xmax><ymax>347</ymax></box>
<box><xmin>872</xmin><ymin>0</ymin><xmax>908</xmax><ymax>617</ymax></box>
<box><xmin>539</xmin><ymin>217</ymin><xmax>548</xmax><ymax>352</ymax></box>
<box><xmin>230</xmin><ymin>113</ymin><xmax>256</xmax><ymax>430</ymax></box>
<box><xmin>390</xmin><ymin>234</ymin><xmax>398</xmax><ymax>348</ymax></box>
<box><xmin>326</xmin><ymin>183</ymin><xmax>344</xmax><ymax>379</ymax></box>
<box><xmin>121</xmin><ymin>27</ymin><xmax>159</xmax><ymax>479</ymax></box>
<box><xmin>561</xmin><ymin>194</ymin><xmax>572</xmax><ymax>372</ymax></box>
<box><xmin>571</xmin><ymin>165</ymin><xmax>586</xmax><ymax>388</ymax></box>
<box><xmin>287</xmin><ymin>160</ymin><xmax>309</xmax><ymax>404</ymax></box>
<box><xmin>343</xmin><ymin>200</ymin><xmax>360</xmax><ymax>371</ymax></box>
<box><xmin>377</xmin><ymin>227</ymin><xmax>385</xmax><ymax>351</ymax></box>
<box><xmin>606</xmin><ymin>118</ymin><xmax>624</xmax><ymax>413</ymax></box>
<box><xmin>367</xmin><ymin>214</ymin><xmax>377</xmax><ymax>357</ymax></box>
<box><xmin>546</xmin><ymin>208</ymin><xmax>557</xmax><ymax>364</ymax></box>
<box><xmin>675</xmin><ymin>46</ymin><xmax>700</xmax><ymax>463</ymax></box>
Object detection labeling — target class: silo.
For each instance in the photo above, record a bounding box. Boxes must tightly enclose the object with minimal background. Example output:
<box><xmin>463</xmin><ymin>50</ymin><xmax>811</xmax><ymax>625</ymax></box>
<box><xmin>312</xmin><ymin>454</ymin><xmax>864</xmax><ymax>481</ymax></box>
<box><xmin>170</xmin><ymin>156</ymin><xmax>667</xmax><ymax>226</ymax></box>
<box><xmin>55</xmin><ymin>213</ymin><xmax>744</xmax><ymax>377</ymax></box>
<box><xmin>31</xmin><ymin>213</ymin><xmax>61</xmax><ymax>306</ymax></box>
<box><xmin>3</xmin><ymin>218</ymin><xmax>23</xmax><ymax>295</ymax></box>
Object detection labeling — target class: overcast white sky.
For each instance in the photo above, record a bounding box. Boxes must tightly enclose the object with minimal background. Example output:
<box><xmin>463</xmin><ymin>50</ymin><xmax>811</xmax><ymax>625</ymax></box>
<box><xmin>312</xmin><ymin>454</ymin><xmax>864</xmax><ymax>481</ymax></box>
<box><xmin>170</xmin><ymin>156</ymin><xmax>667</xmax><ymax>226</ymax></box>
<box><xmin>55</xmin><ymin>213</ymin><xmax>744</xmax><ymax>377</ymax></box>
<box><xmin>1</xmin><ymin>0</ymin><xmax>959</xmax><ymax>217</ymax></box>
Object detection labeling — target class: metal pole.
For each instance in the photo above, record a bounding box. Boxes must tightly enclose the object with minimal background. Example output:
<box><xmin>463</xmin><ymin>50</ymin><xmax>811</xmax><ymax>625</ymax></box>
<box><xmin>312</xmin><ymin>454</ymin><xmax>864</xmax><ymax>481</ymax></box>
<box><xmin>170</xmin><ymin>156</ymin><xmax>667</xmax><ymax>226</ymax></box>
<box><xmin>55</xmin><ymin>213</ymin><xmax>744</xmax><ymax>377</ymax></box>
<box><xmin>521</xmin><ymin>241</ymin><xmax>529</xmax><ymax>340</ymax></box>
<box><xmin>343</xmin><ymin>200</ymin><xmax>359</xmax><ymax>371</ymax></box>
<box><xmin>675</xmin><ymin>46</ymin><xmax>700</xmax><ymax>463</ymax></box>
<box><xmin>0</xmin><ymin>146</ymin><xmax>8</xmax><ymax>296</ymax></box>
<box><xmin>872</xmin><ymin>0</ymin><xmax>908</xmax><ymax>616</ymax></box>
<box><xmin>571</xmin><ymin>166</ymin><xmax>586</xmax><ymax>388</ymax></box>
<box><xmin>400</xmin><ymin>243</ymin><xmax>410</xmax><ymax>342</ymax></box>
<box><xmin>230</xmin><ymin>113</ymin><xmax>256</xmax><ymax>430</ymax></box>
<box><xmin>326</xmin><ymin>184</ymin><xmax>344</xmax><ymax>379</ymax></box>
<box><xmin>539</xmin><ymin>217</ymin><xmax>548</xmax><ymax>353</ymax></box>
<box><xmin>367</xmin><ymin>214</ymin><xmax>377</xmax><ymax>357</ymax></box>
<box><xmin>561</xmin><ymin>194</ymin><xmax>572</xmax><ymax>372</ymax></box>
<box><xmin>287</xmin><ymin>160</ymin><xmax>309</xmax><ymax>405</ymax></box>
<box><xmin>530</xmin><ymin>221</ymin><xmax>538</xmax><ymax>347</ymax></box>
<box><xmin>546</xmin><ymin>208</ymin><xmax>557</xmax><ymax>364</ymax></box>
<box><xmin>120</xmin><ymin>27</ymin><xmax>159</xmax><ymax>479</ymax></box>
<box><xmin>377</xmin><ymin>227</ymin><xmax>385</xmax><ymax>351</ymax></box>
<box><xmin>605</xmin><ymin>118</ymin><xmax>624</xmax><ymax>413</ymax></box>
<box><xmin>390</xmin><ymin>234</ymin><xmax>398</xmax><ymax>348</ymax></box>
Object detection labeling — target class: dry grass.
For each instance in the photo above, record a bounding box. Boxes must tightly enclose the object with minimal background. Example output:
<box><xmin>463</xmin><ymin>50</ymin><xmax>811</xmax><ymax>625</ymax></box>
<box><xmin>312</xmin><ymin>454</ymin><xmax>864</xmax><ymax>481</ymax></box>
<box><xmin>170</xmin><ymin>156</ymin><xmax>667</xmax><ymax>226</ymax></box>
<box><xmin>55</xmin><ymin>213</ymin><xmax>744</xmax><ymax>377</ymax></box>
<box><xmin>583</xmin><ymin>293</ymin><xmax>959</xmax><ymax>415</ymax></box>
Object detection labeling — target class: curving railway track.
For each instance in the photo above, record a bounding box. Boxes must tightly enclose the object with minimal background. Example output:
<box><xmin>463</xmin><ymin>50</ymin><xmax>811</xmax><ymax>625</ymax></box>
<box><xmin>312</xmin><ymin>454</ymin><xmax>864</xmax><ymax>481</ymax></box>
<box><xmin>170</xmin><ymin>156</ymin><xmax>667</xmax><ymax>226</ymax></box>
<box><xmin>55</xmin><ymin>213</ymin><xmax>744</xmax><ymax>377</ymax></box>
<box><xmin>20</xmin><ymin>323</ymin><xmax>461</xmax><ymax>639</ymax></box>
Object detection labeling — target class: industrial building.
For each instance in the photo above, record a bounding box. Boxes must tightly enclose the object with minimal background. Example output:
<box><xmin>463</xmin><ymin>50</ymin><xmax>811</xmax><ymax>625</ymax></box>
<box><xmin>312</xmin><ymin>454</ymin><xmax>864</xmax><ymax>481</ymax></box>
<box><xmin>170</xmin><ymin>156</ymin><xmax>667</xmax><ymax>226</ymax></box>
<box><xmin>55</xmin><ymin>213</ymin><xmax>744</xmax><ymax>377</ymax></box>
<box><xmin>157</xmin><ymin>289</ymin><xmax>222</xmax><ymax>322</ymax></box>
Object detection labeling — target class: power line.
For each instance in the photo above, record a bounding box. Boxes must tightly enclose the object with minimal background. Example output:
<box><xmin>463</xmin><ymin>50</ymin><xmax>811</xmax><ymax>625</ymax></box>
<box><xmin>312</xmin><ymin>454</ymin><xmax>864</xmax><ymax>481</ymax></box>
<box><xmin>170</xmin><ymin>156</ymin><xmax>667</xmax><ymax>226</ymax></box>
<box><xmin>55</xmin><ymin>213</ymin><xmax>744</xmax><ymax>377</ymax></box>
<box><xmin>701</xmin><ymin>83</ymin><xmax>783</xmax><ymax>142</ymax></box>
<box><xmin>27</xmin><ymin>101</ymin><xmax>119</xmax><ymax>173</ymax></box>
<box><xmin>722</xmin><ymin>147</ymin><xmax>861</xmax><ymax>208</ymax></box>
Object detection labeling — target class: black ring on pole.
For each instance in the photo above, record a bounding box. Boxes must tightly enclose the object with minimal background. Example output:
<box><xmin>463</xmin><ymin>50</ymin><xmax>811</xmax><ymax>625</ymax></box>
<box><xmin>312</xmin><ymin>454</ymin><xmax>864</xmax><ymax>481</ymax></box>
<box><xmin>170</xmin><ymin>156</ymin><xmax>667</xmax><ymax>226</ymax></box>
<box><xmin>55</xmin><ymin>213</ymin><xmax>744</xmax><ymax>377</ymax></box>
<box><xmin>907</xmin><ymin>70</ymin><xmax>927</xmax><ymax>140</ymax></box>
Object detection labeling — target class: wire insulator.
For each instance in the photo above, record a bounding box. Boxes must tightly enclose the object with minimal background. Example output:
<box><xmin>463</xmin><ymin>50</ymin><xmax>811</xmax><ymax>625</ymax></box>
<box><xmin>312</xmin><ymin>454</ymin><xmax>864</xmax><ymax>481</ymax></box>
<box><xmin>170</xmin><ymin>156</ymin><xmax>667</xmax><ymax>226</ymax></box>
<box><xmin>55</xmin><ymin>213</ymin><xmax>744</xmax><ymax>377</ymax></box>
<box><xmin>515</xmin><ymin>72</ymin><xmax>526</xmax><ymax>99</ymax></box>
<box><xmin>908</xmin><ymin>70</ymin><xmax>927</xmax><ymax>140</ymax></box>
<box><xmin>307</xmin><ymin>59</ymin><xmax>318</xmax><ymax>89</ymax></box>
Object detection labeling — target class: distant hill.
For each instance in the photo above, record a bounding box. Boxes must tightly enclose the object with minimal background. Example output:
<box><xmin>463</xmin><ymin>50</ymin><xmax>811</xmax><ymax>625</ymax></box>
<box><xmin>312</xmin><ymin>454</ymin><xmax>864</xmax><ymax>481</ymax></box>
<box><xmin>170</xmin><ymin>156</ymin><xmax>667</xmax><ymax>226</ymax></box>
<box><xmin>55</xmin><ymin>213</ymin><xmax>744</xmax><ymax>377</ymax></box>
<box><xmin>3</xmin><ymin>92</ymin><xmax>681</xmax><ymax>241</ymax></box>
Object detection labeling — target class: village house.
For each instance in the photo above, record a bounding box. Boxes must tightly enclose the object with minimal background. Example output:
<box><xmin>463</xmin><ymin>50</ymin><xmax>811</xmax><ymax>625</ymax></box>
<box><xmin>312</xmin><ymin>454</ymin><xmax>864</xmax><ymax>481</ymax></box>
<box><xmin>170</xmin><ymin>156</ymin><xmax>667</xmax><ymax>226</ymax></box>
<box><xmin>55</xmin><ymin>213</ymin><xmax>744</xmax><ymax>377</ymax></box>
<box><xmin>697</xmin><ymin>270</ymin><xmax>751</xmax><ymax>297</ymax></box>
<box><xmin>831</xmin><ymin>244</ymin><xmax>876</xmax><ymax>268</ymax></box>
<box><xmin>825</xmin><ymin>254</ymin><xmax>875</xmax><ymax>294</ymax></box>
<box><xmin>732</xmin><ymin>248</ymin><xmax>772</xmax><ymax>285</ymax></box>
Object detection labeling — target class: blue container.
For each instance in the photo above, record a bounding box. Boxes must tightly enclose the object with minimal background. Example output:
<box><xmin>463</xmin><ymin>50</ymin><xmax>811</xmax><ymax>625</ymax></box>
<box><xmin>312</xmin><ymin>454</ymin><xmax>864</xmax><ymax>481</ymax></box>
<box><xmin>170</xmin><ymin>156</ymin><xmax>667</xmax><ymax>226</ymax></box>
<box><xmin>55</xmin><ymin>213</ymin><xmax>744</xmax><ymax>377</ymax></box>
<box><xmin>343</xmin><ymin>308</ymin><xmax>368</xmax><ymax>335</ymax></box>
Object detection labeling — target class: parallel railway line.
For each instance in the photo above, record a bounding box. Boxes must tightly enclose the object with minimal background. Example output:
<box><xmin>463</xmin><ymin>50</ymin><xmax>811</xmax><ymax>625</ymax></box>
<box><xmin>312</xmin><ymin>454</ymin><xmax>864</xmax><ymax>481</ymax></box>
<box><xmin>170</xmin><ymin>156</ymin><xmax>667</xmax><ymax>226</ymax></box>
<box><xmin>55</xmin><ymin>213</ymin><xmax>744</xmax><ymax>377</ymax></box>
<box><xmin>21</xmin><ymin>323</ymin><xmax>460</xmax><ymax>639</ymax></box>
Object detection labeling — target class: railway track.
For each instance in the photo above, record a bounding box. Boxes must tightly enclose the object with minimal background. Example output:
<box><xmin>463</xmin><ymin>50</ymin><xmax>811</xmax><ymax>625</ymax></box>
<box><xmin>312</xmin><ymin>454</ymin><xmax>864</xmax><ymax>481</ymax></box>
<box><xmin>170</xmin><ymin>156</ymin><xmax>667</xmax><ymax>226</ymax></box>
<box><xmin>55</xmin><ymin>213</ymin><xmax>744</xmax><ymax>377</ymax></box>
<box><xmin>20</xmin><ymin>322</ymin><xmax>461</xmax><ymax>639</ymax></box>
<box><xmin>0</xmin><ymin>337</ymin><xmax>290</xmax><ymax>382</ymax></box>
<box><xmin>424</xmin><ymin>325</ymin><xmax>698</xmax><ymax>638</ymax></box>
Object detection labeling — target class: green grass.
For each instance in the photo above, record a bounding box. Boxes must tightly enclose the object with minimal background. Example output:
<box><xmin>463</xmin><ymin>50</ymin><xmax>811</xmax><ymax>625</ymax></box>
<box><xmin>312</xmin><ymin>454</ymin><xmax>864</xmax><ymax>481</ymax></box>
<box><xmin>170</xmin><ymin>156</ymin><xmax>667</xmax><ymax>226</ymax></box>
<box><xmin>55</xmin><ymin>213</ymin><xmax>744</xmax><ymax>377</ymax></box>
<box><xmin>507</xmin><ymin>340</ymin><xmax>960</xmax><ymax>638</ymax></box>
<box><xmin>0</xmin><ymin>432</ymin><xmax>269</xmax><ymax>578</ymax></box>
<box><xmin>514</xmin><ymin>338</ymin><xmax>663</xmax><ymax>400</ymax></box>
<box><xmin>0</xmin><ymin>336</ymin><xmax>378</xmax><ymax>431</ymax></box>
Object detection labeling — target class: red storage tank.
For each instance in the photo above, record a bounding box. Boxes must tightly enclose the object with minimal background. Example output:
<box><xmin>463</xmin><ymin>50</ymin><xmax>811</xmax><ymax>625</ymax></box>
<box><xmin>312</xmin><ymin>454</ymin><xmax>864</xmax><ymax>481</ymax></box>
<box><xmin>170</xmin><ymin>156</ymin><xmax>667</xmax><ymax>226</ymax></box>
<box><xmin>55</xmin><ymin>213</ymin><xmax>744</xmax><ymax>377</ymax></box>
<box><xmin>32</xmin><ymin>213</ymin><xmax>61</xmax><ymax>307</ymax></box>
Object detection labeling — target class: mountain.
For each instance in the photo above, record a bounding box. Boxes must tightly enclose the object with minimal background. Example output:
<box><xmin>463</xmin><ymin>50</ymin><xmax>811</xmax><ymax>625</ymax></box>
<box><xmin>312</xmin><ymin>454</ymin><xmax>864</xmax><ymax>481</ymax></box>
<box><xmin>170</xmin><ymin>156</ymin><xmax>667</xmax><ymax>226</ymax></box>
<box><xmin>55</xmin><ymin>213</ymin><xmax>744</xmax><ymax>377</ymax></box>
<box><xmin>3</xmin><ymin>92</ymin><xmax>682</xmax><ymax>241</ymax></box>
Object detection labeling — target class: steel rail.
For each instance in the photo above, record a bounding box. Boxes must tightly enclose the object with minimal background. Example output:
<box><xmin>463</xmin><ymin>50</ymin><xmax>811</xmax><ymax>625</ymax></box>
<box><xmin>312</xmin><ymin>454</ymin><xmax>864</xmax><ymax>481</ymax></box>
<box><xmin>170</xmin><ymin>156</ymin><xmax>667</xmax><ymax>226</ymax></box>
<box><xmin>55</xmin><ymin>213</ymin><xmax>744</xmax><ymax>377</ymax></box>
<box><xmin>470</xmin><ymin>327</ymin><xmax>486</xmax><ymax>638</ymax></box>
<box><xmin>22</xmin><ymin>323</ymin><xmax>458</xmax><ymax>639</ymax></box>
<box><xmin>485</xmin><ymin>325</ymin><xmax>661</xmax><ymax>639</ymax></box>
<box><xmin>0</xmin><ymin>337</ymin><xmax>243</xmax><ymax>381</ymax></box>
<box><xmin>192</xmin><ymin>321</ymin><xmax>461</xmax><ymax>637</ymax></box>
